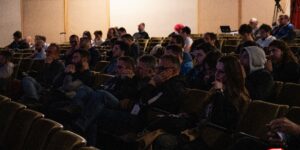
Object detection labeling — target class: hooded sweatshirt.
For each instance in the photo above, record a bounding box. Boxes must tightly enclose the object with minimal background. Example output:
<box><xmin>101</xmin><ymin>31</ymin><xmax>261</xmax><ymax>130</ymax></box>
<box><xmin>243</xmin><ymin>46</ymin><xmax>274</xmax><ymax>100</ymax></box>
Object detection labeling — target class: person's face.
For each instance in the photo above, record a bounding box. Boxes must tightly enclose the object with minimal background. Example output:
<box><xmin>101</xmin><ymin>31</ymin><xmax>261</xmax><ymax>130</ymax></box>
<box><xmin>35</xmin><ymin>41</ymin><xmax>43</xmax><ymax>52</ymax></box>
<box><xmin>46</xmin><ymin>46</ymin><xmax>58</xmax><ymax>59</ymax></box>
<box><xmin>215</xmin><ymin>61</ymin><xmax>226</xmax><ymax>83</ymax></box>
<box><xmin>138</xmin><ymin>24</ymin><xmax>144</xmax><ymax>32</ymax></box>
<box><xmin>204</xmin><ymin>35</ymin><xmax>215</xmax><ymax>46</ymax></box>
<box><xmin>80</xmin><ymin>39</ymin><xmax>91</xmax><ymax>49</ymax></box>
<box><xmin>122</xmin><ymin>38</ymin><xmax>131</xmax><ymax>45</ymax></box>
<box><xmin>240</xmin><ymin>51</ymin><xmax>249</xmax><ymax>68</ymax></box>
<box><xmin>193</xmin><ymin>49</ymin><xmax>207</xmax><ymax>65</ymax></box>
<box><xmin>72</xmin><ymin>52</ymin><xmax>82</xmax><ymax>65</ymax></box>
<box><xmin>156</xmin><ymin>59</ymin><xmax>177</xmax><ymax>75</ymax></box>
<box><xmin>136</xmin><ymin>61</ymin><xmax>154</xmax><ymax>79</ymax></box>
<box><xmin>278</xmin><ymin>17</ymin><xmax>288</xmax><ymax>25</ymax></box>
<box><xmin>112</xmin><ymin>45</ymin><xmax>123</xmax><ymax>58</ymax></box>
<box><xmin>269</xmin><ymin>46</ymin><xmax>282</xmax><ymax>63</ymax></box>
<box><xmin>116</xmin><ymin>60</ymin><xmax>130</xmax><ymax>76</ymax></box>
<box><xmin>69</xmin><ymin>37</ymin><xmax>79</xmax><ymax>47</ymax></box>
<box><xmin>249</xmin><ymin>21</ymin><xmax>258</xmax><ymax>29</ymax></box>
<box><xmin>259</xmin><ymin>30</ymin><xmax>269</xmax><ymax>39</ymax></box>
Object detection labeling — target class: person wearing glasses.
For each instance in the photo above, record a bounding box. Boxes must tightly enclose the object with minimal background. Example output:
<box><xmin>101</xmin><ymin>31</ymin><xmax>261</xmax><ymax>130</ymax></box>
<box><xmin>272</xmin><ymin>15</ymin><xmax>295</xmax><ymax>41</ymax></box>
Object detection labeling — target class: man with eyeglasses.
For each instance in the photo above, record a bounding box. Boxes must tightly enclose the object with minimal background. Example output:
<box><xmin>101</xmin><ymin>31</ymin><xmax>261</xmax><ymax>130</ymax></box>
<box><xmin>272</xmin><ymin>14</ymin><xmax>295</xmax><ymax>41</ymax></box>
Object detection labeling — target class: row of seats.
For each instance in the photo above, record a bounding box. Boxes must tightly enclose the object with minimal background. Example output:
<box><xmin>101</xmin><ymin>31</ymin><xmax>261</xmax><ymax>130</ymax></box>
<box><xmin>0</xmin><ymin>95</ymin><xmax>99</xmax><ymax>150</ymax></box>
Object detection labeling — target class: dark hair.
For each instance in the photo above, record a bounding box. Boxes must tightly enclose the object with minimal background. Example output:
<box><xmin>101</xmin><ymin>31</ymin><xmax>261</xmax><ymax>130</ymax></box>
<box><xmin>138</xmin><ymin>55</ymin><xmax>157</xmax><ymax>70</ymax></box>
<box><xmin>204</xmin><ymin>50</ymin><xmax>222</xmax><ymax>69</ymax></box>
<box><xmin>69</xmin><ymin>34</ymin><xmax>79</xmax><ymax>41</ymax></box>
<box><xmin>160</xmin><ymin>55</ymin><xmax>181</xmax><ymax>69</ymax></box>
<box><xmin>121</xmin><ymin>34</ymin><xmax>134</xmax><ymax>41</ymax></box>
<box><xmin>13</xmin><ymin>31</ymin><xmax>22</xmax><ymax>39</ymax></box>
<box><xmin>191</xmin><ymin>38</ymin><xmax>205</xmax><ymax>52</ymax></box>
<box><xmin>140</xmin><ymin>23</ymin><xmax>145</xmax><ymax>27</ymax></box>
<box><xmin>238</xmin><ymin>24</ymin><xmax>253</xmax><ymax>35</ymax></box>
<box><xmin>279</xmin><ymin>14</ymin><xmax>290</xmax><ymax>20</ymax></box>
<box><xmin>73</xmin><ymin>49</ymin><xmax>90</xmax><ymax>60</ymax></box>
<box><xmin>181</xmin><ymin>26</ymin><xmax>191</xmax><ymax>35</ymax></box>
<box><xmin>269</xmin><ymin>40</ymin><xmax>298</xmax><ymax>64</ymax></box>
<box><xmin>94</xmin><ymin>30</ymin><xmax>103</xmax><ymax>36</ymax></box>
<box><xmin>114</xmin><ymin>40</ymin><xmax>129</xmax><ymax>52</ymax></box>
<box><xmin>259</xmin><ymin>24</ymin><xmax>272</xmax><ymax>33</ymax></box>
<box><xmin>204</xmin><ymin>32</ymin><xmax>220</xmax><ymax>48</ymax></box>
<box><xmin>41</xmin><ymin>36</ymin><xmax>47</xmax><ymax>42</ymax></box>
<box><xmin>166</xmin><ymin>45</ymin><xmax>183</xmax><ymax>58</ymax></box>
<box><xmin>118</xmin><ymin>27</ymin><xmax>127</xmax><ymax>33</ymax></box>
<box><xmin>83</xmin><ymin>31</ymin><xmax>92</xmax><ymax>41</ymax></box>
<box><xmin>48</xmin><ymin>43</ymin><xmax>60</xmax><ymax>54</ymax></box>
<box><xmin>195</xmin><ymin>43</ymin><xmax>217</xmax><ymax>54</ymax></box>
<box><xmin>170</xmin><ymin>34</ymin><xmax>185</xmax><ymax>48</ymax></box>
<box><xmin>0</xmin><ymin>51</ymin><xmax>12</xmax><ymax>62</ymax></box>
<box><xmin>118</xmin><ymin>56</ymin><xmax>136</xmax><ymax>70</ymax></box>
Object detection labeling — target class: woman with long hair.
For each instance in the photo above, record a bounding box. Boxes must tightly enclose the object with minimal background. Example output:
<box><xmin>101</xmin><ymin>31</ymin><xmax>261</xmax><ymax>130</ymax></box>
<box><xmin>266</xmin><ymin>40</ymin><xmax>300</xmax><ymax>83</ymax></box>
<box><xmin>152</xmin><ymin>55</ymin><xmax>251</xmax><ymax>150</ymax></box>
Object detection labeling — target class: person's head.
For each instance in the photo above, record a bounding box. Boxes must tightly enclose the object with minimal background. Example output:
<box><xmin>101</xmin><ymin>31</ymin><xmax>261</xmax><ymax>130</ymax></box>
<box><xmin>13</xmin><ymin>31</ymin><xmax>22</xmax><ymax>41</ymax></box>
<box><xmin>69</xmin><ymin>34</ymin><xmax>79</xmax><ymax>48</ymax></box>
<box><xmin>40</xmin><ymin>36</ymin><xmax>47</xmax><ymax>43</ymax></box>
<box><xmin>25</xmin><ymin>36</ymin><xmax>33</xmax><ymax>45</ymax></box>
<box><xmin>238</xmin><ymin>24</ymin><xmax>253</xmax><ymax>41</ymax></box>
<box><xmin>116</xmin><ymin>56</ymin><xmax>135</xmax><ymax>77</ymax></box>
<box><xmin>278</xmin><ymin>14</ymin><xmax>290</xmax><ymax>26</ymax></box>
<box><xmin>249</xmin><ymin>18</ymin><xmax>258</xmax><ymax>29</ymax></box>
<box><xmin>94</xmin><ymin>30</ymin><xmax>103</xmax><ymax>40</ymax></box>
<box><xmin>82</xmin><ymin>31</ymin><xmax>92</xmax><ymax>41</ymax></box>
<box><xmin>180</xmin><ymin>26</ymin><xmax>191</xmax><ymax>38</ymax></box>
<box><xmin>192</xmin><ymin>43</ymin><xmax>216</xmax><ymax>65</ymax></box>
<box><xmin>204</xmin><ymin>32</ymin><xmax>218</xmax><ymax>47</ymax></box>
<box><xmin>174</xmin><ymin>24</ymin><xmax>184</xmax><ymax>33</ymax></box>
<box><xmin>157</xmin><ymin>55</ymin><xmax>181</xmax><ymax>77</ymax></box>
<box><xmin>259</xmin><ymin>24</ymin><xmax>272</xmax><ymax>39</ymax></box>
<box><xmin>0</xmin><ymin>51</ymin><xmax>12</xmax><ymax>65</ymax></box>
<box><xmin>72</xmin><ymin>50</ymin><xmax>90</xmax><ymax>70</ymax></box>
<box><xmin>269</xmin><ymin>40</ymin><xmax>298</xmax><ymax>64</ymax></box>
<box><xmin>190</xmin><ymin>38</ymin><xmax>205</xmax><ymax>52</ymax></box>
<box><xmin>107</xmin><ymin>27</ymin><xmax>119</xmax><ymax>40</ymax></box>
<box><xmin>136</xmin><ymin>55</ymin><xmax>157</xmax><ymax>78</ymax></box>
<box><xmin>35</xmin><ymin>40</ymin><xmax>45</xmax><ymax>52</ymax></box>
<box><xmin>138</xmin><ymin>23</ymin><xmax>145</xmax><ymax>32</ymax></box>
<box><xmin>46</xmin><ymin>43</ymin><xmax>60</xmax><ymax>60</ymax></box>
<box><xmin>121</xmin><ymin>34</ymin><xmax>134</xmax><ymax>45</ymax></box>
<box><xmin>165</xmin><ymin>45</ymin><xmax>183</xmax><ymax>63</ymax></box>
<box><xmin>150</xmin><ymin>45</ymin><xmax>165</xmax><ymax>59</ymax></box>
<box><xmin>240</xmin><ymin>46</ymin><xmax>267</xmax><ymax>74</ymax></box>
<box><xmin>118</xmin><ymin>27</ymin><xmax>127</xmax><ymax>36</ymax></box>
<box><xmin>203</xmin><ymin>50</ymin><xmax>222</xmax><ymax>77</ymax></box>
<box><xmin>79</xmin><ymin>37</ymin><xmax>92</xmax><ymax>50</ymax></box>
<box><xmin>169</xmin><ymin>34</ymin><xmax>185</xmax><ymax>48</ymax></box>
<box><xmin>112</xmin><ymin>40</ymin><xmax>128</xmax><ymax>58</ymax></box>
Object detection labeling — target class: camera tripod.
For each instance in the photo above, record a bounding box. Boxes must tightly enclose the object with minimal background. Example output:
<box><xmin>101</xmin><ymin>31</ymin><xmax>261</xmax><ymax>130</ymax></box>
<box><xmin>272</xmin><ymin>0</ymin><xmax>285</xmax><ymax>25</ymax></box>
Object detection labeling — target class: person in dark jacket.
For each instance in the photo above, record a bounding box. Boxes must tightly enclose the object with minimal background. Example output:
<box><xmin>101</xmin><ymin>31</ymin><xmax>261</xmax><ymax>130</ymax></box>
<box><xmin>122</xmin><ymin>34</ymin><xmax>140</xmax><ymax>60</ymax></box>
<box><xmin>79</xmin><ymin>37</ymin><xmax>100</xmax><ymax>69</ymax></box>
<box><xmin>21</xmin><ymin>43</ymin><xmax>64</xmax><ymax>102</ymax></box>
<box><xmin>240</xmin><ymin>46</ymin><xmax>274</xmax><ymax>100</ymax></box>
<box><xmin>63</xmin><ymin>34</ymin><xmax>80</xmax><ymax>66</ymax></box>
<box><xmin>6</xmin><ymin>31</ymin><xmax>29</xmax><ymax>50</ymax></box>
<box><xmin>153</xmin><ymin>55</ymin><xmax>250</xmax><ymax>150</ymax></box>
<box><xmin>265</xmin><ymin>40</ymin><xmax>300</xmax><ymax>83</ymax></box>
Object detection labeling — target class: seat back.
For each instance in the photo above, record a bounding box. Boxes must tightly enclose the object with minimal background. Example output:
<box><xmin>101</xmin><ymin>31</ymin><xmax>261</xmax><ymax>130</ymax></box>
<box><xmin>92</xmin><ymin>72</ymin><xmax>114</xmax><ymax>88</ymax></box>
<box><xmin>181</xmin><ymin>89</ymin><xmax>209</xmax><ymax>113</ymax></box>
<box><xmin>2</xmin><ymin>109</ymin><xmax>44</xmax><ymax>150</ymax></box>
<box><xmin>285</xmin><ymin>106</ymin><xmax>300</xmax><ymax>125</ymax></box>
<box><xmin>277</xmin><ymin>82</ymin><xmax>300</xmax><ymax>106</ymax></box>
<box><xmin>0</xmin><ymin>101</ymin><xmax>26</xmax><ymax>144</ymax></box>
<box><xmin>238</xmin><ymin>100</ymin><xmax>289</xmax><ymax>140</ymax></box>
<box><xmin>268</xmin><ymin>81</ymin><xmax>284</xmax><ymax>102</ymax></box>
<box><xmin>0</xmin><ymin>95</ymin><xmax>10</xmax><ymax>104</ymax></box>
<box><xmin>23</xmin><ymin>118</ymin><xmax>63</xmax><ymax>150</ymax></box>
<box><xmin>45</xmin><ymin>130</ymin><xmax>86</xmax><ymax>150</ymax></box>
<box><xmin>94</xmin><ymin>61</ymin><xmax>109</xmax><ymax>72</ymax></box>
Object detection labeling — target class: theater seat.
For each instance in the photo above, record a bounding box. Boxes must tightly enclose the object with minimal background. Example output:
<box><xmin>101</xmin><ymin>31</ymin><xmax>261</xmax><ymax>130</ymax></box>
<box><xmin>2</xmin><ymin>108</ymin><xmax>44</xmax><ymax>150</ymax></box>
<box><xmin>285</xmin><ymin>106</ymin><xmax>300</xmax><ymax>124</ymax></box>
<box><xmin>181</xmin><ymin>88</ymin><xmax>209</xmax><ymax>113</ymax></box>
<box><xmin>23</xmin><ymin>118</ymin><xmax>63</xmax><ymax>150</ymax></box>
<box><xmin>44</xmin><ymin>130</ymin><xmax>86</xmax><ymax>150</ymax></box>
<box><xmin>78</xmin><ymin>146</ymin><xmax>100</xmax><ymax>150</ymax></box>
<box><xmin>277</xmin><ymin>82</ymin><xmax>300</xmax><ymax>106</ymax></box>
<box><xmin>237</xmin><ymin>100</ymin><xmax>289</xmax><ymax>141</ymax></box>
<box><xmin>268</xmin><ymin>81</ymin><xmax>284</xmax><ymax>103</ymax></box>
<box><xmin>0</xmin><ymin>101</ymin><xmax>26</xmax><ymax>144</ymax></box>
<box><xmin>92</xmin><ymin>72</ymin><xmax>114</xmax><ymax>88</ymax></box>
<box><xmin>94</xmin><ymin>61</ymin><xmax>109</xmax><ymax>72</ymax></box>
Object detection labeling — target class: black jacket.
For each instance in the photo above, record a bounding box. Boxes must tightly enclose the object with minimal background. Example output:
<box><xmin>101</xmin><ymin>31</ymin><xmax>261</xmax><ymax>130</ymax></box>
<box><xmin>36</xmin><ymin>60</ymin><xmax>64</xmax><ymax>87</ymax></box>
<box><xmin>272</xmin><ymin>61</ymin><xmax>300</xmax><ymax>83</ymax></box>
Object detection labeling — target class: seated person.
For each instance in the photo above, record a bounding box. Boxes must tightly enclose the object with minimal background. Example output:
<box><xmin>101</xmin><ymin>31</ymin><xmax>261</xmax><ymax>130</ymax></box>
<box><xmin>272</xmin><ymin>14</ymin><xmax>295</xmax><ymax>41</ymax></box>
<box><xmin>133</xmin><ymin>23</ymin><xmax>150</xmax><ymax>40</ymax></box>
<box><xmin>122</xmin><ymin>34</ymin><xmax>140</xmax><ymax>60</ymax></box>
<box><xmin>240</xmin><ymin>46</ymin><xmax>274</xmax><ymax>100</ymax></box>
<box><xmin>63</xmin><ymin>34</ymin><xmax>80</xmax><ymax>66</ymax></box>
<box><xmin>27</xmin><ymin>39</ymin><xmax>46</xmax><ymax>60</ymax></box>
<box><xmin>93</xmin><ymin>30</ymin><xmax>104</xmax><ymax>47</ymax></box>
<box><xmin>21</xmin><ymin>43</ymin><xmax>64</xmax><ymax>102</ymax></box>
<box><xmin>186</xmin><ymin>43</ymin><xmax>216</xmax><ymax>90</ymax></box>
<box><xmin>153</xmin><ymin>55</ymin><xmax>250</xmax><ymax>150</ymax></box>
<box><xmin>102</xmin><ymin>40</ymin><xmax>128</xmax><ymax>75</ymax></box>
<box><xmin>6</xmin><ymin>31</ymin><xmax>29</xmax><ymax>50</ymax></box>
<box><xmin>265</xmin><ymin>40</ymin><xmax>300</xmax><ymax>83</ymax></box>
<box><xmin>236</xmin><ymin>24</ymin><xmax>255</xmax><ymax>54</ymax></box>
<box><xmin>256</xmin><ymin>24</ymin><xmax>276</xmax><ymax>49</ymax></box>
<box><xmin>165</xmin><ymin>45</ymin><xmax>193</xmax><ymax>76</ymax></box>
<box><xmin>230</xmin><ymin>117</ymin><xmax>300</xmax><ymax>150</ymax></box>
<box><xmin>204</xmin><ymin>32</ymin><xmax>220</xmax><ymax>49</ymax></box>
<box><xmin>180</xmin><ymin>26</ymin><xmax>193</xmax><ymax>53</ymax></box>
<box><xmin>168</xmin><ymin>24</ymin><xmax>184</xmax><ymax>37</ymax></box>
<box><xmin>79</xmin><ymin>37</ymin><xmax>100</xmax><ymax>69</ymax></box>
<box><xmin>0</xmin><ymin>51</ymin><xmax>14</xmax><ymax>93</ymax></box>
<box><xmin>118</xmin><ymin>27</ymin><xmax>127</xmax><ymax>37</ymax></box>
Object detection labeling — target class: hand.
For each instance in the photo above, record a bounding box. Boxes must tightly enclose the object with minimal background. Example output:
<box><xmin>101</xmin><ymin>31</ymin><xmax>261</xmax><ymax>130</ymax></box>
<box><xmin>212</xmin><ymin>80</ymin><xmax>223</xmax><ymax>91</ymax></box>
<box><xmin>265</xmin><ymin>59</ymin><xmax>273</xmax><ymax>72</ymax></box>
<box><xmin>119</xmin><ymin>99</ymin><xmax>131</xmax><ymax>110</ymax></box>
<box><xmin>267</xmin><ymin>117</ymin><xmax>300</xmax><ymax>135</ymax></box>
<box><xmin>65</xmin><ymin>64</ymin><xmax>76</xmax><ymax>73</ymax></box>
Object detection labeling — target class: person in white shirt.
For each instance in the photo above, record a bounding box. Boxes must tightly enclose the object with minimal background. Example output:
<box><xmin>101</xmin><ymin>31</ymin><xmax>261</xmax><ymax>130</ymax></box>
<box><xmin>256</xmin><ymin>24</ymin><xmax>276</xmax><ymax>49</ymax></box>
<box><xmin>93</xmin><ymin>30</ymin><xmax>104</xmax><ymax>47</ymax></box>
<box><xmin>180</xmin><ymin>26</ymin><xmax>193</xmax><ymax>53</ymax></box>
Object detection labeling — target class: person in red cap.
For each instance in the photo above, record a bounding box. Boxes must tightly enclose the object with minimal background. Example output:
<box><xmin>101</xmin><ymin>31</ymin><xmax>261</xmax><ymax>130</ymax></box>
<box><xmin>168</xmin><ymin>24</ymin><xmax>184</xmax><ymax>37</ymax></box>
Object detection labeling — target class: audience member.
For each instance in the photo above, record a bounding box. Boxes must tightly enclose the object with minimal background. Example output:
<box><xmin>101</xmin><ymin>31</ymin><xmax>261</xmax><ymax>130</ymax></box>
<box><xmin>180</xmin><ymin>26</ymin><xmax>193</xmax><ymax>52</ymax></box>
<box><xmin>204</xmin><ymin>32</ymin><xmax>220</xmax><ymax>49</ymax></box>
<box><xmin>168</xmin><ymin>23</ymin><xmax>184</xmax><ymax>37</ymax></box>
<box><xmin>122</xmin><ymin>34</ymin><xmax>140</xmax><ymax>60</ymax></box>
<box><xmin>272</xmin><ymin>14</ymin><xmax>295</xmax><ymax>41</ymax></box>
<box><xmin>27</xmin><ymin>39</ymin><xmax>46</xmax><ymax>60</ymax></box>
<box><xmin>249</xmin><ymin>18</ymin><xmax>259</xmax><ymax>38</ymax></box>
<box><xmin>133</xmin><ymin>23</ymin><xmax>150</xmax><ymax>40</ymax></box>
<box><xmin>64</xmin><ymin>35</ymin><xmax>80</xmax><ymax>65</ymax></box>
<box><xmin>25</xmin><ymin>36</ymin><xmax>34</xmax><ymax>49</ymax></box>
<box><xmin>0</xmin><ymin>51</ymin><xmax>14</xmax><ymax>93</ymax></box>
<box><xmin>118</xmin><ymin>27</ymin><xmax>127</xmax><ymax>37</ymax></box>
<box><xmin>79</xmin><ymin>37</ymin><xmax>100</xmax><ymax>69</ymax></box>
<box><xmin>93</xmin><ymin>30</ymin><xmax>103</xmax><ymax>47</ymax></box>
<box><xmin>6</xmin><ymin>31</ymin><xmax>29</xmax><ymax>50</ymax></box>
<box><xmin>256</xmin><ymin>24</ymin><xmax>276</xmax><ymax>49</ymax></box>
<box><xmin>236</xmin><ymin>24</ymin><xmax>255</xmax><ymax>54</ymax></box>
